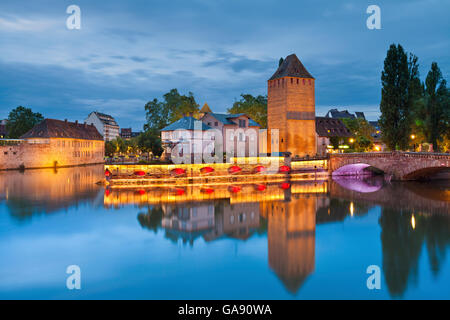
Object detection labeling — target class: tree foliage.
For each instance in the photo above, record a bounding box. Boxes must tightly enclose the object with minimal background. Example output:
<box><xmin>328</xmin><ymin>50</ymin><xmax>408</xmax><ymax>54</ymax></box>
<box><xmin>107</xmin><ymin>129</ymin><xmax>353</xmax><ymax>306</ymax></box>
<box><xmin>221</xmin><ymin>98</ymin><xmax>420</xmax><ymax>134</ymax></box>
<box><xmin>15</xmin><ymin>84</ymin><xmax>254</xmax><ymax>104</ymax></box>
<box><xmin>144</xmin><ymin>89</ymin><xmax>199</xmax><ymax>131</ymax></box>
<box><xmin>379</xmin><ymin>44</ymin><xmax>417</xmax><ymax>150</ymax></box>
<box><xmin>6</xmin><ymin>106</ymin><xmax>44</xmax><ymax>138</ymax></box>
<box><xmin>227</xmin><ymin>94</ymin><xmax>267</xmax><ymax>128</ymax></box>
<box><xmin>341</xmin><ymin>118</ymin><xmax>375</xmax><ymax>152</ymax></box>
<box><xmin>137</xmin><ymin>129</ymin><xmax>163</xmax><ymax>157</ymax></box>
<box><xmin>422</xmin><ymin>63</ymin><xmax>448</xmax><ymax>151</ymax></box>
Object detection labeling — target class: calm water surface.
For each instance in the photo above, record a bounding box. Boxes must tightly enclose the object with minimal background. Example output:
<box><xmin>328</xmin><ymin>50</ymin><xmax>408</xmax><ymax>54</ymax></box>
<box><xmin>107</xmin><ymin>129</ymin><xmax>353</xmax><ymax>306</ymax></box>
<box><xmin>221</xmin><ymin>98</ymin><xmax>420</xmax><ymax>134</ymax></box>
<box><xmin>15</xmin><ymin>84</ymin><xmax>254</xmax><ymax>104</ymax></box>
<box><xmin>0</xmin><ymin>165</ymin><xmax>449</xmax><ymax>299</ymax></box>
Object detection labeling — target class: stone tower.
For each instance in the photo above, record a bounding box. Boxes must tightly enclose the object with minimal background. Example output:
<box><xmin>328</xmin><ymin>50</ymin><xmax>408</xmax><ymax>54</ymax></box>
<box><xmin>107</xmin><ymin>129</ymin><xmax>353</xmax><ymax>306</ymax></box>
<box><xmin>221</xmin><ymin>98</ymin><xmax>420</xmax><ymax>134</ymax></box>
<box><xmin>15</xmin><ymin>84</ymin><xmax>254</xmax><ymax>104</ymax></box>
<box><xmin>267</xmin><ymin>54</ymin><xmax>316</xmax><ymax>157</ymax></box>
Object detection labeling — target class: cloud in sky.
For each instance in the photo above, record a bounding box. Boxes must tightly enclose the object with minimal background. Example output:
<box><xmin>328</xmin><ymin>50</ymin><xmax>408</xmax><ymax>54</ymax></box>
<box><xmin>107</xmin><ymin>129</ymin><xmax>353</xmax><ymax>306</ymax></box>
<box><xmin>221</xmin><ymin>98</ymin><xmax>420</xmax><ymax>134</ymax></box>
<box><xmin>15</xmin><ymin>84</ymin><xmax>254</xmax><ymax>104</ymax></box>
<box><xmin>0</xmin><ymin>0</ymin><xmax>449</xmax><ymax>129</ymax></box>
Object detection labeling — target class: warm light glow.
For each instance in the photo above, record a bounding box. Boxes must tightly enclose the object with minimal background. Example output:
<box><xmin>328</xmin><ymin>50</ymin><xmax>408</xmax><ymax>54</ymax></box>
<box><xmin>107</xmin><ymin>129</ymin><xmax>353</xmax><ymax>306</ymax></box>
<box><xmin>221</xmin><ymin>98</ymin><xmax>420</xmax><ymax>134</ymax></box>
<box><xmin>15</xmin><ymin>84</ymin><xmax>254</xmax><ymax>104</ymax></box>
<box><xmin>410</xmin><ymin>134</ymin><xmax>416</xmax><ymax>140</ymax></box>
<box><xmin>349</xmin><ymin>138</ymin><xmax>355</xmax><ymax>144</ymax></box>
<box><xmin>411</xmin><ymin>214</ymin><xmax>416</xmax><ymax>229</ymax></box>
<box><xmin>350</xmin><ymin>202</ymin><xmax>354</xmax><ymax>217</ymax></box>
<box><xmin>374</xmin><ymin>145</ymin><xmax>381</xmax><ymax>151</ymax></box>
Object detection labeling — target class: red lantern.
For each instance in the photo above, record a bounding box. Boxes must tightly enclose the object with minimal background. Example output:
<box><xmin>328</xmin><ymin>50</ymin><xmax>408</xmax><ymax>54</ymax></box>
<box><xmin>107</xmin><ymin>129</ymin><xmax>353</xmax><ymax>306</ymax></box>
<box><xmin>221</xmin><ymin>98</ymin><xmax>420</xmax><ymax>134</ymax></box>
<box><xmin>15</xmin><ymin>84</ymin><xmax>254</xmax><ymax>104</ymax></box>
<box><xmin>255</xmin><ymin>184</ymin><xmax>266</xmax><ymax>191</ymax></box>
<box><xmin>280</xmin><ymin>182</ymin><xmax>290</xmax><ymax>190</ymax></box>
<box><xmin>171</xmin><ymin>168</ymin><xmax>186</xmax><ymax>176</ymax></box>
<box><xmin>104</xmin><ymin>188</ymin><xmax>110</xmax><ymax>196</ymax></box>
<box><xmin>200</xmin><ymin>167</ymin><xmax>215</xmax><ymax>174</ymax></box>
<box><xmin>201</xmin><ymin>188</ymin><xmax>214</xmax><ymax>194</ymax></box>
<box><xmin>137</xmin><ymin>189</ymin><xmax>146</xmax><ymax>195</ymax></box>
<box><xmin>279</xmin><ymin>165</ymin><xmax>291</xmax><ymax>173</ymax></box>
<box><xmin>253</xmin><ymin>165</ymin><xmax>266</xmax><ymax>173</ymax></box>
<box><xmin>134</xmin><ymin>170</ymin><xmax>146</xmax><ymax>176</ymax></box>
<box><xmin>104</xmin><ymin>169</ymin><xmax>111</xmax><ymax>177</ymax></box>
<box><xmin>174</xmin><ymin>188</ymin><xmax>185</xmax><ymax>196</ymax></box>
<box><xmin>228</xmin><ymin>165</ymin><xmax>242</xmax><ymax>174</ymax></box>
<box><xmin>228</xmin><ymin>186</ymin><xmax>241</xmax><ymax>193</ymax></box>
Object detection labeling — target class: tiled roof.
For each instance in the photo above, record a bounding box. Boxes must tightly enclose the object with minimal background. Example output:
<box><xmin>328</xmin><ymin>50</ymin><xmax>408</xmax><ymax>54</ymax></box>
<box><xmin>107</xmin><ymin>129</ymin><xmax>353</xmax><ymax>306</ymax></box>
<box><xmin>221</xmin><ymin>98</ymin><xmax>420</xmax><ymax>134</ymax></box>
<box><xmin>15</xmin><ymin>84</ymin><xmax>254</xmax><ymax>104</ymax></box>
<box><xmin>161</xmin><ymin>116</ymin><xmax>212</xmax><ymax>131</ymax></box>
<box><xmin>315</xmin><ymin>117</ymin><xmax>352</xmax><ymax>137</ymax></box>
<box><xmin>269</xmin><ymin>54</ymin><xmax>314</xmax><ymax>80</ymax></box>
<box><xmin>20</xmin><ymin>119</ymin><xmax>104</xmax><ymax>140</ymax></box>
<box><xmin>90</xmin><ymin>111</ymin><xmax>119</xmax><ymax>127</ymax></box>
<box><xmin>325</xmin><ymin>109</ymin><xmax>355</xmax><ymax>119</ymax></box>
<box><xmin>355</xmin><ymin>112</ymin><xmax>366</xmax><ymax>119</ymax></box>
<box><xmin>209</xmin><ymin>113</ymin><xmax>261</xmax><ymax>127</ymax></box>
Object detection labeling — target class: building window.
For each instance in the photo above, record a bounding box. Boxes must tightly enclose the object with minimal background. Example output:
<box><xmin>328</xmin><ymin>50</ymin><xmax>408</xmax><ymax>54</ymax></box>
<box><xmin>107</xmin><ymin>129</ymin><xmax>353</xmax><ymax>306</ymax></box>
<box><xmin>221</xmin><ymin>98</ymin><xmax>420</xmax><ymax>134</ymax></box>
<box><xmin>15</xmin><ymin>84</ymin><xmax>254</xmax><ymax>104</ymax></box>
<box><xmin>239</xmin><ymin>119</ymin><xmax>246</xmax><ymax>128</ymax></box>
<box><xmin>215</xmin><ymin>122</ymin><xmax>218</xmax><ymax>126</ymax></box>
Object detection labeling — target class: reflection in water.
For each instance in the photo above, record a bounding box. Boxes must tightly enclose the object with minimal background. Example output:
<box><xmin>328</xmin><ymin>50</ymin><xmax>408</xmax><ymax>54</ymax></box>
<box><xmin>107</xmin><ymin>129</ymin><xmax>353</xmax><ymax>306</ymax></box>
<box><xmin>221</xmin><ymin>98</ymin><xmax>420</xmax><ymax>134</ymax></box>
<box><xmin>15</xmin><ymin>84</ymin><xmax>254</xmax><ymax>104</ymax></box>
<box><xmin>261</xmin><ymin>195</ymin><xmax>317</xmax><ymax>294</ymax></box>
<box><xmin>0</xmin><ymin>165</ymin><xmax>104</xmax><ymax>220</ymax></box>
<box><xmin>332</xmin><ymin>175</ymin><xmax>384</xmax><ymax>193</ymax></box>
<box><xmin>380</xmin><ymin>208</ymin><xmax>450</xmax><ymax>297</ymax></box>
<box><xmin>129</xmin><ymin>178</ymin><xmax>450</xmax><ymax>297</ymax></box>
<box><xmin>0</xmin><ymin>168</ymin><xmax>448</xmax><ymax>298</ymax></box>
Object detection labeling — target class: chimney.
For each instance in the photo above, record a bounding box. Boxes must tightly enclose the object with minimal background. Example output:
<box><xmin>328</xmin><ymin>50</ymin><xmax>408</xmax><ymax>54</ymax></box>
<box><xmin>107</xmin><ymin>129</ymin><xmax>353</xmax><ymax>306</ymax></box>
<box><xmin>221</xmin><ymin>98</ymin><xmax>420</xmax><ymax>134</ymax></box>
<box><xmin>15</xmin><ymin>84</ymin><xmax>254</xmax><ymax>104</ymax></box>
<box><xmin>75</xmin><ymin>120</ymin><xmax>78</xmax><ymax>125</ymax></box>
<box><xmin>64</xmin><ymin>119</ymin><xmax>68</xmax><ymax>123</ymax></box>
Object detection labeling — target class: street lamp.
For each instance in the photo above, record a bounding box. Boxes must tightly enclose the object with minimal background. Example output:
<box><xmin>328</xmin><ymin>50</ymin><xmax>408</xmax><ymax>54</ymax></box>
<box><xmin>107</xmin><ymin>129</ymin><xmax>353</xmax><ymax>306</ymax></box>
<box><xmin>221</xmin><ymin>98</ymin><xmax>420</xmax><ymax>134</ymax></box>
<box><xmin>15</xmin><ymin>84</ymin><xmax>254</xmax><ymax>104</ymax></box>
<box><xmin>410</xmin><ymin>134</ymin><xmax>416</xmax><ymax>152</ymax></box>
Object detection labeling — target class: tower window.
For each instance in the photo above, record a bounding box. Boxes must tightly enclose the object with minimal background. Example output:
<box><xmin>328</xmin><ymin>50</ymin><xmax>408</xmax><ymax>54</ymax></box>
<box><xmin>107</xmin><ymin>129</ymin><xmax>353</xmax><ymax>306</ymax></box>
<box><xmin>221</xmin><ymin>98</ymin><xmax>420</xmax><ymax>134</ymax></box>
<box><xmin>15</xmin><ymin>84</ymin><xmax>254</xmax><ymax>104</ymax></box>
<box><xmin>290</xmin><ymin>78</ymin><xmax>293</xmax><ymax>84</ymax></box>
<box><xmin>297</xmin><ymin>79</ymin><xmax>299</xmax><ymax>84</ymax></box>
<box><xmin>303</xmin><ymin>79</ymin><xmax>305</xmax><ymax>85</ymax></box>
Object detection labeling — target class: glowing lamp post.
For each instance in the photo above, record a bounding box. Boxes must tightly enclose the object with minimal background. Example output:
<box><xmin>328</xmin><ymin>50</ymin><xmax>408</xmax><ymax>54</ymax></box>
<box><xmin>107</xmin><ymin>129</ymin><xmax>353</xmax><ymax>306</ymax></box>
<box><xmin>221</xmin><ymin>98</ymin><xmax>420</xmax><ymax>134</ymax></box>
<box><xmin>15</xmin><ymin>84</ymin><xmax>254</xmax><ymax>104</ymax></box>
<box><xmin>410</xmin><ymin>134</ymin><xmax>416</xmax><ymax>152</ymax></box>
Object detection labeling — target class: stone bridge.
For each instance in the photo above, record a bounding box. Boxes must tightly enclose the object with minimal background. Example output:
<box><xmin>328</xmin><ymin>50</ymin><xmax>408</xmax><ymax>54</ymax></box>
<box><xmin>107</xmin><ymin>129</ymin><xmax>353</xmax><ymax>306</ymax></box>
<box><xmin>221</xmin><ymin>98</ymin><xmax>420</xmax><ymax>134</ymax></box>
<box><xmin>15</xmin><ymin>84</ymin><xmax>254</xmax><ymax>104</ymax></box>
<box><xmin>329</xmin><ymin>152</ymin><xmax>450</xmax><ymax>181</ymax></box>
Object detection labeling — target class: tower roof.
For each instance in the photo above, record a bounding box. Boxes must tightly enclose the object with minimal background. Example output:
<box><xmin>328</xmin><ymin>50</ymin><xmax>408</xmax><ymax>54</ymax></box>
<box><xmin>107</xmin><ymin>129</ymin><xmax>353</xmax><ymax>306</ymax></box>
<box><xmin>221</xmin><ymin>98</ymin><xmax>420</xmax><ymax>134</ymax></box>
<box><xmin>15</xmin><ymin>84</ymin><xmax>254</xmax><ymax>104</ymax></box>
<box><xmin>269</xmin><ymin>54</ymin><xmax>314</xmax><ymax>80</ymax></box>
<box><xmin>200</xmin><ymin>103</ymin><xmax>212</xmax><ymax>113</ymax></box>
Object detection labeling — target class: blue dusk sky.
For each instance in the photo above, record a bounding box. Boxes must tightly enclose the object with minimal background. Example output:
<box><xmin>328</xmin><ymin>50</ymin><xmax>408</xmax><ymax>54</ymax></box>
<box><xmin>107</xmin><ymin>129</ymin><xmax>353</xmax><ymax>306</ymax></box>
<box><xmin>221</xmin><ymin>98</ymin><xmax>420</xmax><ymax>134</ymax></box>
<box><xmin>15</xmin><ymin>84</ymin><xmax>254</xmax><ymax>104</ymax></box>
<box><xmin>0</xmin><ymin>0</ymin><xmax>449</xmax><ymax>130</ymax></box>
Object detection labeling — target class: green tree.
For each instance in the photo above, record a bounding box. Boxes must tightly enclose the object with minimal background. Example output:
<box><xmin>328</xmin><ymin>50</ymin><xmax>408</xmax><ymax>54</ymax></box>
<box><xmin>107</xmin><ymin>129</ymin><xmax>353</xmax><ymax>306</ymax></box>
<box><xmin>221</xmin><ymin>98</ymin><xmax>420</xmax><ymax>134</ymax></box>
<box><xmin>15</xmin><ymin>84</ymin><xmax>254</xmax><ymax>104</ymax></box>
<box><xmin>137</xmin><ymin>129</ymin><xmax>163</xmax><ymax>158</ymax></box>
<box><xmin>144</xmin><ymin>89</ymin><xmax>200</xmax><ymax>131</ymax></box>
<box><xmin>422</xmin><ymin>63</ymin><xmax>448</xmax><ymax>151</ymax></box>
<box><xmin>379</xmin><ymin>44</ymin><xmax>418</xmax><ymax>150</ymax></box>
<box><xmin>6</xmin><ymin>106</ymin><xmax>44</xmax><ymax>138</ymax></box>
<box><xmin>341</xmin><ymin>118</ymin><xmax>375</xmax><ymax>152</ymax></box>
<box><xmin>105</xmin><ymin>140</ymin><xmax>115</xmax><ymax>157</ymax></box>
<box><xmin>227</xmin><ymin>94</ymin><xmax>267</xmax><ymax>128</ymax></box>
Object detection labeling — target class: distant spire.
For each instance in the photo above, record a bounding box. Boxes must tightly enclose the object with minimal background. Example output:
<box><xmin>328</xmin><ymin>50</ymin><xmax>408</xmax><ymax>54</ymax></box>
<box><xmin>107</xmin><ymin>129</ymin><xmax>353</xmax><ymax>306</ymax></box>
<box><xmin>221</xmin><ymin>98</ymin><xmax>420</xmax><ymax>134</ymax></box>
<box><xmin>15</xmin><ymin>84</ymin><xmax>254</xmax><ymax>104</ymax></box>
<box><xmin>269</xmin><ymin>54</ymin><xmax>314</xmax><ymax>80</ymax></box>
<box><xmin>200</xmin><ymin>103</ymin><xmax>212</xmax><ymax>113</ymax></box>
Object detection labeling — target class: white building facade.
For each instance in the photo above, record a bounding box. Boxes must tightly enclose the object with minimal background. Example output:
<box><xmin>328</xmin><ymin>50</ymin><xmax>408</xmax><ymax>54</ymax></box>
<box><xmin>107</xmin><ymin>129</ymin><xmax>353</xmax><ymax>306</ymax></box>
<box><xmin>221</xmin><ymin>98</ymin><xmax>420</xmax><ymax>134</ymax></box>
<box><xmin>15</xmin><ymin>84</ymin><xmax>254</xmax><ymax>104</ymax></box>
<box><xmin>85</xmin><ymin>111</ymin><xmax>120</xmax><ymax>141</ymax></box>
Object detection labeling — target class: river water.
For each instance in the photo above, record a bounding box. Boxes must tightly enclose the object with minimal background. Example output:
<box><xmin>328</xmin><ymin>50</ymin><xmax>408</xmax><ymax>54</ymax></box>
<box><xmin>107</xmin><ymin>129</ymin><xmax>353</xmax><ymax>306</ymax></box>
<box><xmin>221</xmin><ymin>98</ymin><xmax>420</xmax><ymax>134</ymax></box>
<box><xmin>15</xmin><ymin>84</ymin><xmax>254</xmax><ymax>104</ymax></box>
<box><xmin>0</xmin><ymin>165</ymin><xmax>449</xmax><ymax>299</ymax></box>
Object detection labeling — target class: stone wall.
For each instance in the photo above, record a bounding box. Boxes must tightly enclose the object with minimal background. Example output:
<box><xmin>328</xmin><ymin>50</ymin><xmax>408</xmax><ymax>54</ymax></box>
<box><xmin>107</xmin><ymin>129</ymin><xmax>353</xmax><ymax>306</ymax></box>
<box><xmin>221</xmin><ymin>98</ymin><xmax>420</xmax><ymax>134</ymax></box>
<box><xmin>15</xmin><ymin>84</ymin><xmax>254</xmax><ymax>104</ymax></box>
<box><xmin>267</xmin><ymin>77</ymin><xmax>317</xmax><ymax>157</ymax></box>
<box><xmin>329</xmin><ymin>152</ymin><xmax>450</xmax><ymax>180</ymax></box>
<box><xmin>0</xmin><ymin>138</ymin><xmax>104</xmax><ymax>170</ymax></box>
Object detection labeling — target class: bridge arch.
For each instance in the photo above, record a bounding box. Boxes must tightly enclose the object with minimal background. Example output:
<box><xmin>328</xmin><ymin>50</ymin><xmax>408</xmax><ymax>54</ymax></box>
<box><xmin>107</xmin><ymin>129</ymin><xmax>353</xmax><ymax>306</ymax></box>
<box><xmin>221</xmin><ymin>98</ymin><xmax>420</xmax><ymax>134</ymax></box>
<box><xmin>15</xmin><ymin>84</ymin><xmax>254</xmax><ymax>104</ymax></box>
<box><xmin>329</xmin><ymin>152</ymin><xmax>450</xmax><ymax>181</ymax></box>
<box><xmin>402</xmin><ymin>166</ymin><xmax>450</xmax><ymax>180</ymax></box>
<box><xmin>332</xmin><ymin>163</ymin><xmax>383</xmax><ymax>177</ymax></box>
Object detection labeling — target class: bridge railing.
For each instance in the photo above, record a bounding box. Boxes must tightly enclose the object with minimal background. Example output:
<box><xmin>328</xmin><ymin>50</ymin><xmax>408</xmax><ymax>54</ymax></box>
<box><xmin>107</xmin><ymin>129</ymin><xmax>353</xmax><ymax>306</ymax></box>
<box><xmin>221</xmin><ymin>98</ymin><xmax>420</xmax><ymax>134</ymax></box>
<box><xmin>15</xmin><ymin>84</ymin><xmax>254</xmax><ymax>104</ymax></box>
<box><xmin>329</xmin><ymin>151</ymin><xmax>450</xmax><ymax>159</ymax></box>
